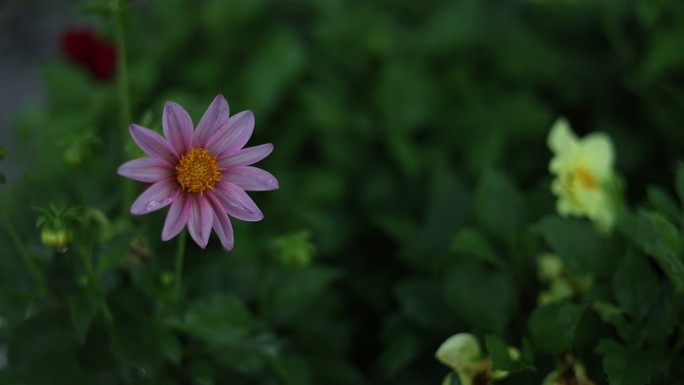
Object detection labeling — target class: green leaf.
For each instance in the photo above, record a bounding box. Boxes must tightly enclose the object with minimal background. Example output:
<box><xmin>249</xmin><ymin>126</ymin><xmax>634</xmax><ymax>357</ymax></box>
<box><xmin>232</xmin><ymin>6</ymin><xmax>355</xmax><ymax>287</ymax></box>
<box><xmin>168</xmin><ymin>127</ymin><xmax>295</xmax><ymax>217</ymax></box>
<box><xmin>629</xmin><ymin>210</ymin><xmax>684</xmax><ymax>292</ymax></box>
<box><xmin>8</xmin><ymin>307</ymin><xmax>79</xmax><ymax>362</ymax></box>
<box><xmin>0</xmin><ymin>146</ymin><xmax>5</xmax><ymax>161</ymax></box>
<box><xmin>241</xmin><ymin>31</ymin><xmax>307</xmax><ymax>113</ymax></box>
<box><xmin>485</xmin><ymin>335</ymin><xmax>516</xmax><ymax>371</ymax></box>
<box><xmin>596</xmin><ymin>339</ymin><xmax>669</xmax><ymax>385</ymax></box>
<box><xmin>529</xmin><ymin>302</ymin><xmax>585</xmax><ymax>354</ymax></box>
<box><xmin>444</xmin><ymin>259</ymin><xmax>515</xmax><ymax>333</ymax></box>
<box><xmin>451</xmin><ymin>228</ymin><xmax>504</xmax><ymax>268</ymax></box>
<box><xmin>676</xmin><ymin>162</ymin><xmax>684</xmax><ymax>209</ymax></box>
<box><xmin>379</xmin><ymin>317</ymin><xmax>423</xmax><ymax>378</ymax></box>
<box><xmin>67</xmin><ymin>290</ymin><xmax>103</xmax><ymax>343</ymax></box>
<box><xmin>272</xmin><ymin>267</ymin><xmax>342</xmax><ymax>324</ymax></box>
<box><xmin>395</xmin><ymin>279</ymin><xmax>454</xmax><ymax>331</ymax></box>
<box><xmin>533</xmin><ymin>216</ymin><xmax>610</xmax><ymax>275</ymax></box>
<box><xmin>159</xmin><ymin>331</ymin><xmax>182</xmax><ymax>365</ymax></box>
<box><xmin>613</xmin><ymin>251</ymin><xmax>660</xmax><ymax>321</ymax></box>
<box><xmin>474</xmin><ymin>169</ymin><xmax>526</xmax><ymax>244</ymax></box>
<box><xmin>647</xmin><ymin>186</ymin><xmax>680</xmax><ymax>223</ymax></box>
<box><xmin>273</xmin><ymin>355</ymin><xmax>313</xmax><ymax>385</ymax></box>
<box><xmin>172</xmin><ymin>294</ymin><xmax>253</xmax><ymax>345</ymax></box>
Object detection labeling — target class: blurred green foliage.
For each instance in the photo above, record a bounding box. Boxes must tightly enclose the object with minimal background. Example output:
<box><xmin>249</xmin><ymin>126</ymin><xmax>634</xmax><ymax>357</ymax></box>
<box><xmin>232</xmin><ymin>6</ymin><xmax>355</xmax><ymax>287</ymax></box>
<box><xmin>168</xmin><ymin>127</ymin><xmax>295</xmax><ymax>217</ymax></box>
<box><xmin>1</xmin><ymin>0</ymin><xmax>684</xmax><ymax>384</ymax></box>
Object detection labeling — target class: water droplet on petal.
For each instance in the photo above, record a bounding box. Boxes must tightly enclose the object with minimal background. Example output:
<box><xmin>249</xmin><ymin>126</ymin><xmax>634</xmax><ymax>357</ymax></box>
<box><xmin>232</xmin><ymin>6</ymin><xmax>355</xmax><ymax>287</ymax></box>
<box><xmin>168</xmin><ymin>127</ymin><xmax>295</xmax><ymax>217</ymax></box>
<box><xmin>145</xmin><ymin>201</ymin><xmax>162</xmax><ymax>212</ymax></box>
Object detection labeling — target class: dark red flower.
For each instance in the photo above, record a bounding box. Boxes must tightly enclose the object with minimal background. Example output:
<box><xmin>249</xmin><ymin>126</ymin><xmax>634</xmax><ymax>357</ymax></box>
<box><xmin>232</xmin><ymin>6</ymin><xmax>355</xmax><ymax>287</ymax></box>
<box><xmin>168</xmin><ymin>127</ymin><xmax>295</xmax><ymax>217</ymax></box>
<box><xmin>60</xmin><ymin>28</ymin><xmax>117</xmax><ymax>81</ymax></box>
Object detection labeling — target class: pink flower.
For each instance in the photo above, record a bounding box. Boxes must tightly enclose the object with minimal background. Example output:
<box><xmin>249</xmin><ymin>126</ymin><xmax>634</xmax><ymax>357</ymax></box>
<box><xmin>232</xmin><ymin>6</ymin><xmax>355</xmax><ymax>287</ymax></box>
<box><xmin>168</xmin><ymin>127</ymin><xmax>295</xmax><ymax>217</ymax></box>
<box><xmin>118</xmin><ymin>95</ymin><xmax>279</xmax><ymax>250</ymax></box>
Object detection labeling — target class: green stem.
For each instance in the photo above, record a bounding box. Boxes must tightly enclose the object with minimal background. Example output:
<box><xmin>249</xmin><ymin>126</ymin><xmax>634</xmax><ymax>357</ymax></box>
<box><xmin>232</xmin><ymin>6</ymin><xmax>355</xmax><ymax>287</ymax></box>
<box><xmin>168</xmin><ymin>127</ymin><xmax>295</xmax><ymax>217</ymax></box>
<box><xmin>113</xmin><ymin>1</ymin><xmax>131</xmax><ymax>127</ymax></box>
<box><xmin>257</xmin><ymin>252</ymin><xmax>272</xmax><ymax>318</ymax></box>
<box><xmin>79</xmin><ymin>243</ymin><xmax>114</xmax><ymax>324</ymax></box>
<box><xmin>174</xmin><ymin>230</ymin><xmax>187</xmax><ymax>301</ymax></box>
<box><xmin>113</xmin><ymin>0</ymin><xmax>134</xmax><ymax>213</ymax></box>
<box><xmin>1</xmin><ymin>214</ymin><xmax>49</xmax><ymax>293</ymax></box>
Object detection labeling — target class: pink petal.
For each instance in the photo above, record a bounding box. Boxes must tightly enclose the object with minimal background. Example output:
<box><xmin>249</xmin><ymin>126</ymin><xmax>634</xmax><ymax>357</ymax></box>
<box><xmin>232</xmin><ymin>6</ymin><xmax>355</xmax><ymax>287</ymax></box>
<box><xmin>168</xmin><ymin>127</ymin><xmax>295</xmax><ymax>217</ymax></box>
<box><xmin>222</xmin><ymin>166</ymin><xmax>279</xmax><ymax>191</ymax></box>
<box><xmin>192</xmin><ymin>94</ymin><xmax>229</xmax><ymax>148</ymax></box>
<box><xmin>129</xmin><ymin>124</ymin><xmax>178</xmax><ymax>163</ymax></box>
<box><xmin>214</xmin><ymin>182</ymin><xmax>264</xmax><ymax>222</ymax></box>
<box><xmin>205</xmin><ymin>191</ymin><xmax>234</xmax><ymax>251</ymax></box>
<box><xmin>217</xmin><ymin>143</ymin><xmax>274</xmax><ymax>168</ymax></box>
<box><xmin>187</xmin><ymin>194</ymin><xmax>213</xmax><ymax>249</ymax></box>
<box><xmin>207</xmin><ymin>111</ymin><xmax>255</xmax><ymax>159</ymax></box>
<box><xmin>163</xmin><ymin>101</ymin><xmax>194</xmax><ymax>156</ymax></box>
<box><xmin>162</xmin><ymin>191</ymin><xmax>191</xmax><ymax>241</ymax></box>
<box><xmin>117</xmin><ymin>157</ymin><xmax>174</xmax><ymax>183</ymax></box>
<box><xmin>130</xmin><ymin>179</ymin><xmax>180</xmax><ymax>215</ymax></box>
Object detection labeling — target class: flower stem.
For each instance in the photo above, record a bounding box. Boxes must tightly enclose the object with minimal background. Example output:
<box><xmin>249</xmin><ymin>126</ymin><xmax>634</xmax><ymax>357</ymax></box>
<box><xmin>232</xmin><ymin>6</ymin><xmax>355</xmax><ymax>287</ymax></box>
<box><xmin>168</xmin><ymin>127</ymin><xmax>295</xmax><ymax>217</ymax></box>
<box><xmin>113</xmin><ymin>0</ymin><xmax>134</xmax><ymax>214</ymax></box>
<box><xmin>174</xmin><ymin>230</ymin><xmax>187</xmax><ymax>301</ymax></box>
<box><xmin>1</xmin><ymin>213</ymin><xmax>49</xmax><ymax>293</ymax></box>
<box><xmin>113</xmin><ymin>0</ymin><xmax>130</xmax><ymax>128</ymax></box>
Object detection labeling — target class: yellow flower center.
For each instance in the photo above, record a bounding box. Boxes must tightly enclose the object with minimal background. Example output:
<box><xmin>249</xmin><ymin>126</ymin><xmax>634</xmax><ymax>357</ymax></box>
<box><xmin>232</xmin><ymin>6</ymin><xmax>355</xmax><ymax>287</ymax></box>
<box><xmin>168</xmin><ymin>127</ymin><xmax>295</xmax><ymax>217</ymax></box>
<box><xmin>175</xmin><ymin>148</ymin><xmax>221</xmax><ymax>193</ymax></box>
<box><xmin>572</xmin><ymin>166</ymin><xmax>597</xmax><ymax>190</ymax></box>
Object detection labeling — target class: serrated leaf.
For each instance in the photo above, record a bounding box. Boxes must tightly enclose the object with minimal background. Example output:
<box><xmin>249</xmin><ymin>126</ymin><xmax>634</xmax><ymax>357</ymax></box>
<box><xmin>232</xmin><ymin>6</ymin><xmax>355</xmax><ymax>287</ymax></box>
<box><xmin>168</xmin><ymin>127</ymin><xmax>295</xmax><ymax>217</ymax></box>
<box><xmin>395</xmin><ymin>279</ymin><xmax>454</xmax><ymax>331</ymax></box>
<box><xmin>529</xmin><ymin>302</ymin><xmax>585</xmax><ymax>354</ymax></box>
<box><xmin>451</xmin><ymin>228</ymin><xmax>504</xmax><ymax>268</ymax></box>
<box><xmin>596</xmin><ymin>339</ymin><xmax>669</xmax><ymax>385</ymax></box>
<box><xmin>444</xmin><ymin>260</ymin><xmax>515</xmax><ymax>333</ymax></box>
<box><xmin>676</xmin><ymin>163</ymin><xmax>684</xmax><ymax>209</ymax></box>
<box><xmin>636</xmin><ymin>211</ymin><xmax>684</xmax><ymax>292</ymax></box>
<box><xmin>172</xmin><ymin>294</ymin><xmax>253</xmax><ymax>345</ymax></box>
<box><xmin>159</xmin><ymin>332</ymin><xmax>182</xmax><ymax>364</ymax></box>
<box><xmin>67</xmin><ymin>290</ymin><xmax>102</xmax><ymax>343</ymax></box>
<box><xmin>485</xmin><ymin>335</ymin><xmax>516</xmax><ymax>371</ymax></box>
<box><xmin>647</xmin><ymin>186</ymin><xmax>680</xmax><ymax>223</ymax></box>
<box><xmin>474</xmin><ymin>169</ymin><xmax>526</xmax><ymax>244</ymax></box>
<box><xmin>533</xmin><ymin>216</ymin><xmax>609</xmax><ymax>274</ymax></box>
<box><xmin>613</xmin><ymin>251</ymin><xmax>659</xmax><ymax>321</ymax></box>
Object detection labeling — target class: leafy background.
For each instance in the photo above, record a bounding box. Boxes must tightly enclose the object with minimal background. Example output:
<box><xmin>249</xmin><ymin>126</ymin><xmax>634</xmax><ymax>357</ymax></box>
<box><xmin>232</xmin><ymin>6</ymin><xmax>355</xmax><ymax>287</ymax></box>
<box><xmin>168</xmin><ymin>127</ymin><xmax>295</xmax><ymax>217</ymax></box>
<box><xmin>1</xmin><ymin>0</ymin><xmax>684</xmax><ymax>384</ymax></box>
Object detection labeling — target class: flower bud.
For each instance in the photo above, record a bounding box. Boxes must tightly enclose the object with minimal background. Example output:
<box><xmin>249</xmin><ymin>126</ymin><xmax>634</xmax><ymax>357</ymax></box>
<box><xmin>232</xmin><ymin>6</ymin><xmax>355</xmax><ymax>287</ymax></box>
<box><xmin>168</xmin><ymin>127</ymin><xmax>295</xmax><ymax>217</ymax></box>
<box><xmin>41</xmin><ymin>226</ymin><xmax>74</xmax><ymax>252</ymax></box>
<box><xmin>273</xmin><ymin>231</ymin><xmax>316</xmax><ymax>269</ymax></box>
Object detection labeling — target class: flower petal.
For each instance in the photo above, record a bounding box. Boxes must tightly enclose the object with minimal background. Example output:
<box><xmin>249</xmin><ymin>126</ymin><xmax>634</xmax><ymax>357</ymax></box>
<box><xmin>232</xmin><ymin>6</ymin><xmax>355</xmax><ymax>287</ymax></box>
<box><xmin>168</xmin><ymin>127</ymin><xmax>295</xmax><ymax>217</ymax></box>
<box><xmin>547</xmin><ymin>117</ymin><xmax>578</xmax><ymax>155</ymax></box>
<box><xmin>187</xmin><ymin>194</ymin><xmax>213</xmax><ymax>249</ymax></box>
<box><xmin>163</xmin><ymin>101</ymin><xmax>194</xmax><ymax>155</ymax></box>
<box><xmin>205</xmin><ymin>191</ymin><xmax>234</xmax><ymax>251</ymax></box>
<box><xmin>222</xmin><ymin>166</ymin><xmax>279</xmax><ymax>191</ymax></box>
<box><xmin>162</xmin><ymin>191</ymin><xmax>191</xmax><ymax>241</ymax></box>
<box><xmin>214</xmin><ymin>182</ymin><xmax>264</xmax><ymax>222</ymax></box>
<box><xmin>217</xmin><ymin>143</ymin><xmax>274</xmax><ymax>168</ymax></box>
<box><xmin>117</xmin><ymin>157</ymin><xmax>174</xmax><ymax>183</ymax></box>
<box><xmin>129</xmin><ymin>124</ymin><xmax>178</xmax><ymax>163</ymax></box>
<box><xmin>130</xmin><ymin>179</ymin><xmax>180</xmax><ymax>215</ymax></box>
<box><xmin>207</xmin><ymin>110</ymin><xmax>255</xmax><ymax>159</ymax></box>
<box><xmin>193</xmin><ymin>94</ymin><xmax>230</xmax><ymax>148</ymax></box>
<box><xmin>582</xmin><ymin>133</ymin><xmax>614</xmax><ymax>178</ymax></box>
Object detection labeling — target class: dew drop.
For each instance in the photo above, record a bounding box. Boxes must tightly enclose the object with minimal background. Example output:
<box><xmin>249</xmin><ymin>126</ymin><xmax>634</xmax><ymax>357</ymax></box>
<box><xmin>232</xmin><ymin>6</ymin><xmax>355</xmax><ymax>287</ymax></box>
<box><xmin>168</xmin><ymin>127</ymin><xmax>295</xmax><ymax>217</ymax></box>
<box><xmin>145</xmin><ymin>200</ymin><xmax>162</xmax><ymax>212</ymax></box>
<box><xmin>144</xmin><ymin>196</ymin><xmax>174</xmax><ymax>212</ymax></box>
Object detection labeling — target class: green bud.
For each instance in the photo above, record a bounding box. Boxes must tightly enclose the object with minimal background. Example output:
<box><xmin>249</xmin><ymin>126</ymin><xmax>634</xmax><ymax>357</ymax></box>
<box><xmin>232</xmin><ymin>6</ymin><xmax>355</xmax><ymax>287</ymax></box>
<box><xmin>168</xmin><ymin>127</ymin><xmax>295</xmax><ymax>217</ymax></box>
<box><xmin>41</xmin><ymin>226</ymin><xmax>73</xmax><ymax>252</ymax></box>
<box><xmin>160</xmin><ymin>271</ymin><xmax>175</xmax><ymax>286</ymax></box>
<box><xmin>538</xmin><ymin>254</ymin><xmax>564</xmax><ymax>282</ymax></box>
<box><xmin>273</xmin><ymin>231</ymin><xmax>316</xmax><ymax>269</ymax></box>
<box><xmin>78</xmin><ymin>275</ymin><xmax>90</xmax><ymax>287</ymax></box>
<box><xmin>35</xmin><ymin>204</ymin><xmax>81</xmax><ymax>252</ymax></box>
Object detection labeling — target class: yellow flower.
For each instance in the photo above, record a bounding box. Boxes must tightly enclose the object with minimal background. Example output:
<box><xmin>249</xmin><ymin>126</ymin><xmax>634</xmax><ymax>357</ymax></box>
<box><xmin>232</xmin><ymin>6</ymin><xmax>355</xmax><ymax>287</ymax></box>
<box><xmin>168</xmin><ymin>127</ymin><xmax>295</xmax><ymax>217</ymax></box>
<box><xmin>548</xmin><ymin>118</ymin><xmax>616</xmax><ymax>232</ymax></box>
